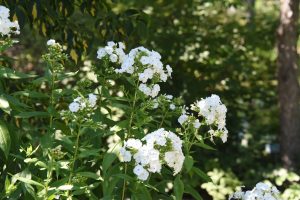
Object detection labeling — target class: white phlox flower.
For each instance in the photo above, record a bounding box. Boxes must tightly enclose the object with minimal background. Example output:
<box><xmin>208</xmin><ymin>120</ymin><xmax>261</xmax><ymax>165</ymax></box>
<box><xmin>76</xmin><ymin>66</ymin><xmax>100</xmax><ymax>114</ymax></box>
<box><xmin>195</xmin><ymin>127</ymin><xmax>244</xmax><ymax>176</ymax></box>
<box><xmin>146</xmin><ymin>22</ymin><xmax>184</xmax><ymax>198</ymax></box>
<box><xmin>150</xmin><ymin>94</ymin><xmax>177</xmax><ymax>111</ymax></box>
<box><xmin>170</xmin><ymin>104</ymin><xmax>176</xmax><ymax>110</ymax></box>
<box><xmin>96</xmin><ymin>41</ymin><xmax>126</xmax><ymax>64</ymax></box>
<box><xmin>47</xmin><ymin>39</ymin><xmax>56</xmax><ymax>46</ymax></box>
<box><xmin>178</xmin><ymin>114</ymin><xmax>189</xmax><ymax>125</ymax></box>
<box><xmin>190</xmin><ymin>94</ymin><xmax>228</xmax><ymax>143</ymax></box>
<box><xmin>69</xmin><ymin>102</ymin><xmax>80</xmax><ymax>113</ymax></box>
<box><xmin>119</xmin><ymin>128</ymin><xmax>185</xmax><ymax>181</ymax></box>
<box><xmin>0</xmin><ymin>6</ymin><xmax>20</xmax><ymax>36</ymax></box>
<box><xmin>229</xmin><ymin>182</ymin><xmax>281</xmax><ymax>200</ymax></box>
<box><xmin>68</xmin><ymin>93</ymin><xmax>97</xmax><ymax>113</ymax></box>
<box><xmin>112</xmin><ymin>45</ymin><xmax>173</xmax><ymax>98</ymax></box>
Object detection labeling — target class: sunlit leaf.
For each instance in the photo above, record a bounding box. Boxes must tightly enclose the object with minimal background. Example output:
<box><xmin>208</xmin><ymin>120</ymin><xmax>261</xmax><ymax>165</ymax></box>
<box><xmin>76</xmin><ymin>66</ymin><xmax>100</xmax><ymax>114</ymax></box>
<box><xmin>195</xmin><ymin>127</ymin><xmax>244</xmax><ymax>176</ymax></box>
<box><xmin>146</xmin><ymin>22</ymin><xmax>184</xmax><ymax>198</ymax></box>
<box><xmin>0</xmin><ymin>120</ymin><xmax>11</xmax><ymax>158</ymax></box>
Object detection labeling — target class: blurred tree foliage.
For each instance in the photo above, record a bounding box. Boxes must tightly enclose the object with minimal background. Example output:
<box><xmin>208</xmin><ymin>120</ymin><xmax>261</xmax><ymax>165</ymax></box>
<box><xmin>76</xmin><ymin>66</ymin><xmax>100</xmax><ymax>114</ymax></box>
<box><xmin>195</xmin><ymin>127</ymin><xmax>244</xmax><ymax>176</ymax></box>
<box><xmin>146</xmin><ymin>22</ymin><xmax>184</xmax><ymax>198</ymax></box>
<box><xmin>1</xmin><ymin>0</ymin><xmax>150</xmax><ymax>62</ymax></box>
<box><xmin>1</xmin><ymin>0</ymin><xmax>291</xmax><ymax>199</ymax></box>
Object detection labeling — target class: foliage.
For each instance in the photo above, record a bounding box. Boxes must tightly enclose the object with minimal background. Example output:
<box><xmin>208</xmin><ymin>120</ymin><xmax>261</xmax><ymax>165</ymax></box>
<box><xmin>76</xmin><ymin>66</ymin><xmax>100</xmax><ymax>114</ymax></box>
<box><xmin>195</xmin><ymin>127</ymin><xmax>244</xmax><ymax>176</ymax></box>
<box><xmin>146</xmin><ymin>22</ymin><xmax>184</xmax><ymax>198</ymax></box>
<box><xmin>0</xmin><ymin>11</ymin><xmax>229</xmax><ymax>199</ymax></box>
<box><xmin>201</xmin><ymin>168</ymin><xmax>241</xmax><ymax>200</ymax></box>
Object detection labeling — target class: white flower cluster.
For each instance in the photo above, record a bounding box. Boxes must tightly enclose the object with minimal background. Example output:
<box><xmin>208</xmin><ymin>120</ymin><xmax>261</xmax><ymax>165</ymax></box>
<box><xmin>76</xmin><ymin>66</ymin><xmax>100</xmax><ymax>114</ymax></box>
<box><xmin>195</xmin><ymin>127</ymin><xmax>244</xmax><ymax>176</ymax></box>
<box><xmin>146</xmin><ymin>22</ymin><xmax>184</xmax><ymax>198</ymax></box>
<box><xmin>0</xmin><ymin>6</ymin><xmax>20</xmax><ymax>36</ymax></box>
<box><xmin>229</xmin><ymin>182</ymin><xmax>281</xmax><ymax>200</ymax></box>
<box><xmin>96</xmin><ymin>42</ymin><xmax>172</xmax><ymax>98</ymax></box>
<box><xmin>117</xmin><ymin>47</ymin><xmax>172</xmax><ymax>98</ymax></box>
<box><xmin>69</xmin><ymin>93</ymin><xmax>97</xmax><ymax>113</ymax></box>
<box><xmin>97</xmin><ymin>41</ymin><xmax>126</xmax><ymax>64</ymax></box>
<box><xmin>192</xmin><ymin>94</ymin><xmax>228</xmax><ymax>142</ymax></box>
<box><xmin>178</xmin><ymin>94</ymin><xmax>228</xmax><ymax>143</ymax></box>
<box><xmin>119</xmin><ymin>128</ymin><xmax>185</xmax><ymax>181</ymax></box>
<box><xmin>178</xmin><ymin>109</ymin><xmax>201</xmax><ymax>129</ymax></box>
<box><xmin>192</xmin><ymin>94</ymin><xmax>227</xmax><ymax>129</ymax></box>
<box><xmin>151</xmin><ymin>94</ymin><xmax>176</xmax><ymax>110</ymax></box>
<box><xmin>46</xmin><ymin>39</ymin><xmax>61</xmax><ymax>47</ymax></box>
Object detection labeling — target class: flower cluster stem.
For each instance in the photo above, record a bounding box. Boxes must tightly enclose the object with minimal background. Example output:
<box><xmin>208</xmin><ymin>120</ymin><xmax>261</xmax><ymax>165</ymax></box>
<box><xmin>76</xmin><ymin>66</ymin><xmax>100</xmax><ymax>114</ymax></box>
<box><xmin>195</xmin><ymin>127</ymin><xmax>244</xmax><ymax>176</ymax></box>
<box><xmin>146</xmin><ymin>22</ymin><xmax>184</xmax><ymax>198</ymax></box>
<box><xmin>49</xmin><ymin>69</ymin><xmax>55</xmax><ymax>133</ymax></box>
<box><xmin>44</xmin><ymin>157</ymin><xmax>53</xmax><ymax>199</ymax></box>
<box><xmin>127</xmin><ymin>88</ymin><xmax>138</xmax><ymax>138</ymax></box>
<box><xmin>121</xmin><ymin>164</ymin><xmax>128</xmax><ymax>200</ymax></box>
<box><xmin>67</xmin><ymin>126</ymin><xmax>81</xmax><ymax>197</ymax></box>
<box><xmin>122</xmin><ymin>82</ymin><xmax>139</xmax><ymax>200</ymax></box>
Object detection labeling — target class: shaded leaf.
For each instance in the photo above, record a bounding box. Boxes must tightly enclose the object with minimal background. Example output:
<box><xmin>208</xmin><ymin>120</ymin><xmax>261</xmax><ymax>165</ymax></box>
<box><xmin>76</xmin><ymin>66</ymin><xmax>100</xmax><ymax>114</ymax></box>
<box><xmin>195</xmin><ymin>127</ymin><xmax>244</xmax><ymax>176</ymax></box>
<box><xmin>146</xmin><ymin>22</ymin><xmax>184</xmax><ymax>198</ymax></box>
<box><xmin>15</xmin><ymin>111</ymin><xmax>49</xmax><ymax>118</ymax></box>
<box><xmin>185</xmin><ymin>185</ymin><xmax>203</xmax><ymax>200</ymax></box>
<box><xmin>102</xmin><ymin>153</ymin><xmax>117</xmax><ymax>174</ymax></box>
<box><xmin>184</xmin><ymin>155</ymin><xmax>194</xmax><ymax>172</ymax></box>
<box><xmin>174</xmin><ymin>175</ymin><xmax>184</xmax><ymax>200</ymax></box>
<box><xmin>192</xmin><ymin>167</ymin><xmax>212</xmax><ymax>182</ymax></box>
<box><xmin>194</xmin><ymin>142</ymin><xmax>216</xmax><ymax>150</ymax></box>
<box><xmin>0</xmin><ymin>67</ymin><xmax>36</xmax><ymax>79</ymax></box>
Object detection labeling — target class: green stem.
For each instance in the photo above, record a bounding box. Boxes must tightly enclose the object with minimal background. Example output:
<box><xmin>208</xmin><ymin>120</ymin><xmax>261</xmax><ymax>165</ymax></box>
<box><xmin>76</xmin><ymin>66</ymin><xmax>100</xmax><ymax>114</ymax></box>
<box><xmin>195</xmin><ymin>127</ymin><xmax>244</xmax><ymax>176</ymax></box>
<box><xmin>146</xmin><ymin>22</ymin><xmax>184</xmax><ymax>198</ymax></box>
<box><xmin>121</xmin><ymin>164</ymin><xmax>128</xmax><ymax>200</ymax></box>
<box><xmin>44</xmin><ymin>156</ymin><xmax>53</xmax><ymax>199</ymax></box>
<box><xmin>159</xmin><ymin>108</ymin><xmax>169</xmax><ymax>128</ymax></box>
<box><xmin>183</xmin><ymin>126</ymin><xmax>189</xmax><ymax>154</ymax></box>
<box><xmin>45</xmin><ymin>68</ymin><xmax>55</xmax><ymax>199</ymax></box>
<box><xmin>122</xmin><ymin>81</ymin><xmax>139</xmax><ymax>199</ymax></box>
<box><xmin>67</xmin><ymin>126</ymin><xmax>81</xmax><ymax>197</ymax></box>
<box><xmin>188</xmin><ymin>130</ymin><xmax>198</xmax><ymax>152</ymax></box>
<box><xmin>97</xmin><ymin>87</ymin><xmax>102</xmax><ymax>106</ymax></box>
<box><xmin>127</xmin><ymin>87</ymin><xmax>138</xmax><ymax>138</ymax></box>
<box><xmin>49</xmin><ymin>70</ymin><xmax>55</xmax><ymax>133</ymax></box>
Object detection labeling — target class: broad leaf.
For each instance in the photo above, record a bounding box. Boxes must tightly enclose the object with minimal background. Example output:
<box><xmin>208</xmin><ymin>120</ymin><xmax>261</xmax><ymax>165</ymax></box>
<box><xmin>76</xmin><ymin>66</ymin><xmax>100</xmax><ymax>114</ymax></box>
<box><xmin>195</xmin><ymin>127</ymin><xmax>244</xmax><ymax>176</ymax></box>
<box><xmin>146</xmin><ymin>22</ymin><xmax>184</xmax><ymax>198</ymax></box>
<box><xmin>194</xmin><ymin>142</ymin><xmax>216</xmax><ymax>150</ymax></box>
<box><xmin>0</xmin><ymin>67</ymin><xmax>37</xmax><ymax>79</ymax></box>
<box><xmin>184</xmin><ymin>155</ymin><xmax>194</xmax><ymax>172</ymax></box>
<box><xmin>15</xmin><ymin>111</ymin><xmax>49</xmax><ymax>118</ymax></box>
<box><xmin>14</xmin><ymin>176</ymin><xmax>44</xmax><ymax>188</ymax></box>
<box><xmin>185</xmin><ymin>185</ymin><xmax>203</xmax><ymax>200</ymax></box>
<box><xmin>102</xmin><ymin>152</ymin><xmax>117</xmax><ymax>175</ymax></box>
<box><xmin>174</xmin><ymin>175</ymin><xmax>184</xmax><ymax>200</ymax></box>
<box><xmin>192</xmin><ymin>167</ymin><xmax>212</xmax><ymax>182</ymax></box>
<box><xmin>0</xmin><ymin>96</ymin><xmax>11</xmax><ymax>114</ymax></box>
<box><xmin>0</xmin><ymin>120</ymin><xmax>11</xmax><ymax>158</ymax></box>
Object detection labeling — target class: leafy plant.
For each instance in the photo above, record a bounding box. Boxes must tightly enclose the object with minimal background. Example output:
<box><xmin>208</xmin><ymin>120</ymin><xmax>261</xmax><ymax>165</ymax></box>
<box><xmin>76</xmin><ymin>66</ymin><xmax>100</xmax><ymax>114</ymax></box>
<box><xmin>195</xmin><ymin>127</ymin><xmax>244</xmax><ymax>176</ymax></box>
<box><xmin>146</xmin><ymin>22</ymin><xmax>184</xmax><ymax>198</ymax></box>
<box><xmin>0</xmin><ymin>5</ymin><xmax>230</xmax><ymax>200</ymax></box>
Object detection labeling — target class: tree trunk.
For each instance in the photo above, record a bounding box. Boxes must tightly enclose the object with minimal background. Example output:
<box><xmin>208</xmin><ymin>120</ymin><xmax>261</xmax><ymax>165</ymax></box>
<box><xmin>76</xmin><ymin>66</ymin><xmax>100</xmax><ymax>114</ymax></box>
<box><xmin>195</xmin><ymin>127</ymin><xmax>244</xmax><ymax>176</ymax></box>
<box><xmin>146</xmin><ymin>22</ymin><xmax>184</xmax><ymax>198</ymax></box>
<box><xmin>277</xmin><ymin>0</ymin><xmax>300</xmax><ymax>169</ymax></box>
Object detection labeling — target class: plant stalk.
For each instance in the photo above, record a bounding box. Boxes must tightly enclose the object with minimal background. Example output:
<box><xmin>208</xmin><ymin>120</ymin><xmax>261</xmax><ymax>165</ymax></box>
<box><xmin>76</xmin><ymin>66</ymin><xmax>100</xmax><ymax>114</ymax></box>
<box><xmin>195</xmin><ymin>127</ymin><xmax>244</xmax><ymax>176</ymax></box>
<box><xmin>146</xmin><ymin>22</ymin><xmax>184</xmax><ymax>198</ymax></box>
<box><xmin>67</xmin><ymin>126</ymin><xmax>81</xmax><ymax>197</ymax></box>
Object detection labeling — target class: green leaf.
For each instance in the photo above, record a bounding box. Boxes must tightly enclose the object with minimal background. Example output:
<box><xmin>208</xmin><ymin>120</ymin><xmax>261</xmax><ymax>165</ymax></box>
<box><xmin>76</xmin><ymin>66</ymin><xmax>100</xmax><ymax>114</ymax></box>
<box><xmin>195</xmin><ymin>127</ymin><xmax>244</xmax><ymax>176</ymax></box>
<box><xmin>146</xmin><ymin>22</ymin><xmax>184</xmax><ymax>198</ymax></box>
<box><xmin>5</xmin><ymin>176</ymin><xmax>11</xmax><ymax>191</ymax></box>
<box><xmin>185</xmin><ymin>185</ymin><xmax>203</xmax><ymax>200</ymax></box>
<box><xmin>112</xmin><ymin>173</ymin><xmax>134</xmax><ymax>181</ymax></box>
<box><xmin>13</xmin><ymin>91</ymin><xmax>49</xmax><ymax>99</ymax></box>
<box><xmin>35</xmin><ymin>161</ymin><xmax>48</xmax><ymax>169</ymax></box>
<box><xmin>56</xmin><ymin>71</ymin><xmax>78</xmax><ymax>80</ymax></box>
<box><xmin>192</xmin><ymin>167</ymin><xmax>212</xmax><ymax>182</ymax></box>
<box><xmin>144</xmin><ymin>183</ymin><xmax>159</xmax><ymax>192</ymax></box>
<box><xmin>32</xmin><ymin>77</ymin><xmax>48</xmax><ymax>85</ymax></box>
<box><xmin>194</xmin><ymin>142</ymin><xmax>216</xmax><ymax>150</ymax></box>
<box><xmin>3</xmin><ymin>94</ymin><xmax>30</xmax><ymax>111</ymax></box>
<box><xmin>78</xmin><ymin>148</ymin><xmax>100</xmax><ymax>158</ymax></box>
<box><xmin>0</xmin><ymin>67</ymin><xmax>37</xmax><ymax>79</ymax></box>
<box><xmin>184</xmin><ymin>155</ymin><xmax>194</xmax><ymax>172</ymax></box>
<box><xmin>174</xmin><ymin>175</ymin><xmax>184</xmax><ymax>200</ymax></box>
<box><xmin>110</xmin><ymin>119</ymin><xmax>129</xmax><ymax>133</ymax></box>
<box><xmin>57</xmin><ymin>185</ymin><xmax>73</xmax><ymax>191</ymax></box>
<box><xmin>15</xmin><ymin>112</ymin><xmax>49</xmax><ymax>118</ymax></box>
<box><xmin>0</xmin><ymin>95</ymin><xmax>11</xmax><ymax>114</ymax></box>
<box><xmin>14</xmin><ymin>176</ymin><xmax>44</xmax><ymax>188</ymax></box>
<box><xmin>0</xmin><ymin>120</ymin><xmax>11</xmax><ymax>158</ymax></box>
<box><xmin>102</xmin><ymin>152</ymin><xmax>117</xmax><ymax>175</ymax></box>
<box><xmin>133</xmin><ymin>184</ymin><xmax>152</xmax><ymax>200</ymax></box>
<box><xmin>77</xmin><ymin>172</ymin><xmax>103</xmax><ymax>181</ymax></box>
<box><xmin>23</xmin><ymin>183</ymin><xmax>38</xmax><ymax>199</ymax></box>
